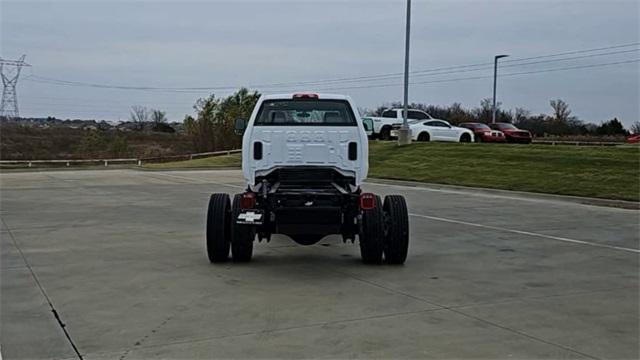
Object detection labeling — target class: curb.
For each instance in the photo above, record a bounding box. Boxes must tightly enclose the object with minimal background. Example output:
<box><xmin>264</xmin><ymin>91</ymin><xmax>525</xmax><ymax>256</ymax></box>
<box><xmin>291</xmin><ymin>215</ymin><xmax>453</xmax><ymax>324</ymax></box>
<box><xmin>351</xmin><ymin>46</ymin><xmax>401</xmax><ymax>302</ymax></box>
<box><xmin>366</xmin><ymin>178</ymin><xmax>640</xmax><ymax>210</ymax></box>
<box><xmin>0</xmin><ymin>165</ymin><xmax>136</xmax><ymax>173</ymax></box>
<box><xmin>137</xmin><ymin>166</ymin><xmax>241</xmax><ymax>172</ymax></box>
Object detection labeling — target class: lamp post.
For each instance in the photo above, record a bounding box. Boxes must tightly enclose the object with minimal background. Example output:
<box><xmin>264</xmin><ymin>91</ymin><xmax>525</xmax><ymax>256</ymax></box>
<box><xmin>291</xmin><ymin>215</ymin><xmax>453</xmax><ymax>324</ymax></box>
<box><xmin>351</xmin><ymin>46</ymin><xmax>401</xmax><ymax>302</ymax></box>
<box><xmin>397</xmin><ymin>0</ymin><xmax>412</xmax><ymax>145</ymax></box>
<box><xmin>492</xmin><ymin>54</ymin><xmax>509</xmax><ymax>124</ymax></box>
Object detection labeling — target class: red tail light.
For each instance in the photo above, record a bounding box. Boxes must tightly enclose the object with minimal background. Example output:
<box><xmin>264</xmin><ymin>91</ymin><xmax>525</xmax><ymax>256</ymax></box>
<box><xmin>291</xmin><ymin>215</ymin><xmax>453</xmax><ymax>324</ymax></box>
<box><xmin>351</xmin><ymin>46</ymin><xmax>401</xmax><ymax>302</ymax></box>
<box><xmin>293</xmin><ymin>93</ymin><xmax>319</xmax><ymax>99</ymax></box>
<box><xmin>240</xmin><ymin>192</ymin><xmax>256</xmax><ymax>209</ymax></box>
<box><xmin>359</xmin><ymin>193</ymin><xmax>376</xmax><ymax>210</ymax></box>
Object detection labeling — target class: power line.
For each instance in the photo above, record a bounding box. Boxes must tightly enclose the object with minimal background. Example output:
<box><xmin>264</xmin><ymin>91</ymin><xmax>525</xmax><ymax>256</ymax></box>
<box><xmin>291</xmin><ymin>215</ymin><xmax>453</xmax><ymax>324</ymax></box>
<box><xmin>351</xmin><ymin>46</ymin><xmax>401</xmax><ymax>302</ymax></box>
<box><xmin>233</xmin><ymin>42</ymin><xmax>640</xmax><ymax>87</ymax></box>
<box><xmin>254</xmin><ymin>42</ymin><xmax>640</xmax><ymax>87</ymax></box>
<box><xmin>24</xmin><ymin>96</ymin><xmax>194</xmax><ymax>106</ymax></box>
<box><xmin>501</xmin><ymin>42</ymin><xmax>640</xmax><ymax>63</ymax></box>
<box><xmin>24</xmin><ymin>76</ymin><xmax>207</xmax><ymax>93</ymax></box>
<box><xmin>22</xmin><ymin>42</ymin><xmax>640</xmax><ymax>92</ymax></box>
<box><xmin>24</xmin><ymin>102</ymin><xmax>186</xmax><ymax>110</ymax></box>
<box><xmin>22</xmin><ymin>58</ymin><xmax>639</xmax><ymax>115</ymax></box>
<box><xmin>313</xmin><ymin>58</ymin><xmax>640</xmax><ymax>91</ymax></box>
<box><xmin>499</xmin><ymin>49</ymin><xmax>639</xmax><ymax>69</ymax></box>
<box><xmin>350</xmin><ymin>48</ymin><xmax>640</xmax><ymax>84</ymax></box>
<box><xmin>21</xmin><ymin>59</ymin><xmax>639</xmax><ymax>120</ymax></box>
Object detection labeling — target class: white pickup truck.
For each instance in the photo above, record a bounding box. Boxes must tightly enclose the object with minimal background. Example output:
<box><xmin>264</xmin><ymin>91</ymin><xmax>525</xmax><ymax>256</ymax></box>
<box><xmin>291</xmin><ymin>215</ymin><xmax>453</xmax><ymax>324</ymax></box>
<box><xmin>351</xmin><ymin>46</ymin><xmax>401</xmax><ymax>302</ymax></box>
<box><xmin>363</xmin><ymin>108</ymin><xmax>441</xmax><ymax>140</ymax></box>
<box><xmin>205</xmin><ymin>93</ymin><xmax>410</xmax><ymax>265</ymax></box>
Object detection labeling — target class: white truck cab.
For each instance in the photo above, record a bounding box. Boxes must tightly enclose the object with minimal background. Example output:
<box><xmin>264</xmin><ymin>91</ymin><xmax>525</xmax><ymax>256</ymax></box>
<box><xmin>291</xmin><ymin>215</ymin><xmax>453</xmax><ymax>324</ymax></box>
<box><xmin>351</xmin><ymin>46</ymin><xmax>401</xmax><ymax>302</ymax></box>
<box><xmin>240</xmin><ymin>93</ymin><xmax>369</xmax><ymax>186</ymax></box>
<box><xmin>204</xmin><ymin>93</ymin><xmax>409</xmax><ymax>265</ymax></box>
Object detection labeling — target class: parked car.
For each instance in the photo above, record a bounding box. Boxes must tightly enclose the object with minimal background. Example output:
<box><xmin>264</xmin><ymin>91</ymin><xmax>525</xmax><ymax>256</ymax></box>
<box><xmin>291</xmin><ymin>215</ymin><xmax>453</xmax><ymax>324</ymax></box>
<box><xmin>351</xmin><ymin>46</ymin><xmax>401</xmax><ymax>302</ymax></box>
<box><xmin>489</xmin><ymin>123</ymin><xmax>532</xmax><ymax>143</ymax></box>
<box><xmin>391</xmin><ymin>119</ymin><xmax>474</xmax><ymax>143</ymax></box>
<box><xmin>459</xmin><ymin>122</ymin><xmax>506</xmax><ymax>142</ymax></box>
<box><xmin>366</xmin><ymin>108</ymin><xmax>443</xmax><ymax>140</ymax></box>
<box><xmin>626</xmin><ymin>134</ymin><xmax>640</xmax><ymax>143</ymax></box>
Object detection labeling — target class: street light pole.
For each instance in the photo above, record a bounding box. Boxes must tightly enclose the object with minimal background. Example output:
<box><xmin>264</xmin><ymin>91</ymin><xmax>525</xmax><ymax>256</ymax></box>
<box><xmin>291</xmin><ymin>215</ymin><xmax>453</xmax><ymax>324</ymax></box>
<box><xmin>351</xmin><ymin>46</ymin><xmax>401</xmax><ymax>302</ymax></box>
<box><xmin>397</xmin><ymin>0</ymin><xmax>412</xmax><ymax>145</ymax></box>
<box><xmin>492</xmin><ymin>54</ymin><xmax>509</xmax><ymax>124</ymax></box>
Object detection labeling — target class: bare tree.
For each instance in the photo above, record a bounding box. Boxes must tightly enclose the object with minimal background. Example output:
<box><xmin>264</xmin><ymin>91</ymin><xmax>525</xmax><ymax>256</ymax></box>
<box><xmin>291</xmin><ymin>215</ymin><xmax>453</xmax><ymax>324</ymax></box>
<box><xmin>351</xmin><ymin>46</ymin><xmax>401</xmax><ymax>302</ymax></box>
<box><xmin>130</xmin><ymin>105</ymin><xmax>149</xmax><ymax>126</ymax></box>
<box><xmin>550</xmin><ymin>99</ymin><xmax>571</xmax><ymax>122</ymax></box>
<box><xmin>151</xmin><ymin>109</ymin><xmax>167</xmax><ymax>124</ymax></box>
<box><xmin>474</xmin><ymin>98</ymin><xmax>501</xmax><ymax>123</ymax></box>
<box><xmin>630</xmin><ymin>121</ymin><xmax>640</xmax><ymax>134</ymax></box>
<box><xmin>514</xmin><ymin>107</ymin><xmax>530</xmax><ymax>122</ymax></box>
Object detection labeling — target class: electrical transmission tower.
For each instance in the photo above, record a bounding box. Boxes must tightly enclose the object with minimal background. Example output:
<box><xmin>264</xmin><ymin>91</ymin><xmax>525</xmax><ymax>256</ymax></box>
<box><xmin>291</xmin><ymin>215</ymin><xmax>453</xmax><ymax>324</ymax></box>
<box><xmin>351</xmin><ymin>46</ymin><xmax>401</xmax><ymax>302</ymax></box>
<box><xmin>1</xmin><ymin>55</ymin><xmax>31</xmax><ymax>119</ymax></box>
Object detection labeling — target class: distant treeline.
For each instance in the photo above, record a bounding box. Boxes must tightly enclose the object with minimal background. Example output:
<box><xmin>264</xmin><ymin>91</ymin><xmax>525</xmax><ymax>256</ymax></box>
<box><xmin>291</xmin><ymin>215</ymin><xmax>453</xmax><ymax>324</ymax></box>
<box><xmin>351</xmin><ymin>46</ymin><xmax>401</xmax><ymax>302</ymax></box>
<box><xmin>0</xmin><ymin>125</ymin><xmax>192</xmax><ymax>160</ymax></box>
<box><xmin>2</xmin><ymin>89</ymin><xmax>636</xmax><ymax>160</ymax></box>
<box><xmin>182</xmin><ymin>88</ymin><xmax>260</xmax><ymax>153</ymax></box>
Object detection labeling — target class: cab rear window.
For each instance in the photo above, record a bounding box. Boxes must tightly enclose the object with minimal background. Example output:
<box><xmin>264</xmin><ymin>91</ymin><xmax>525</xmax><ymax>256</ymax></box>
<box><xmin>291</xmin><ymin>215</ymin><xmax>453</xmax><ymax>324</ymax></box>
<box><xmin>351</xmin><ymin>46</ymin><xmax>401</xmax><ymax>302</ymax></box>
<box><xmin>254</xmin><ymin>100</ymin><xmax>357</xmax><ymax>126</ymax></box>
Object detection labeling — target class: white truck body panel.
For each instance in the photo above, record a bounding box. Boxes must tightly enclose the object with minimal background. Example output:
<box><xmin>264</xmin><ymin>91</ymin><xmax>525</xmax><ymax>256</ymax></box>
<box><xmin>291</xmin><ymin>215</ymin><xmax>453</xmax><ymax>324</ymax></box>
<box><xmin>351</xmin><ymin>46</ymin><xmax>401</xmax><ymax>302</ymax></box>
<box><xmin>242</xmin><ymin>93</ymin><xmax>369</xmax><ymax>186</ymax></box>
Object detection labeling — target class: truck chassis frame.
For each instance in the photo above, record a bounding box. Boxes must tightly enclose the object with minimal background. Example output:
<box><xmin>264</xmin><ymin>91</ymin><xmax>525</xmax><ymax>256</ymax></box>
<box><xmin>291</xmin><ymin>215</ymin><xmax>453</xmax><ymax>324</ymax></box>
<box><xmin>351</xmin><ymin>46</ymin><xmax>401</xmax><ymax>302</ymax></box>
<box><xmin>205</xmin><ymin>167</ymin><xmax>409</xmax><ymax>264</ymax></box>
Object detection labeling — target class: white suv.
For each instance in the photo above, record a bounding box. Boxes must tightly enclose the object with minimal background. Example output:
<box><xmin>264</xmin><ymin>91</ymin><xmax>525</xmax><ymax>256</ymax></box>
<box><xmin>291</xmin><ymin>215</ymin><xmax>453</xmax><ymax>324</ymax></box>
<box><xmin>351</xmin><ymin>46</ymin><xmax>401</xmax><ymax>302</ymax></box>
<box><xmin>205</xmin><ymin>93</ymin><xmax>409</xmax><ymax>265</ymax></box>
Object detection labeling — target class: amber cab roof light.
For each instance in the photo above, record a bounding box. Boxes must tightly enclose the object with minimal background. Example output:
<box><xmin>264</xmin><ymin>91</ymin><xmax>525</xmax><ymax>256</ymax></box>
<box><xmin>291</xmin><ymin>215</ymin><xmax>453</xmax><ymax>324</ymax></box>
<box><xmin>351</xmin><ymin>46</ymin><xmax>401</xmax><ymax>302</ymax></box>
<box><xmin>292</xmin><ymin>93</ymin><xmax>319</xmax><ymax>100</ymax></box>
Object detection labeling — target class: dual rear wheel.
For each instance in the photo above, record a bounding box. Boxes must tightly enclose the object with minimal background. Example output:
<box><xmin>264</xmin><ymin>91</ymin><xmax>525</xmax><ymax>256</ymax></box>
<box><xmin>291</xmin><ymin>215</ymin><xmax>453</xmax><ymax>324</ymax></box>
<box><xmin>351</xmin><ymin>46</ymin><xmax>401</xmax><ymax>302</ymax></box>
<box><xmin>207</xmin><ymin>193</ymin><xmax>409</xmax><ymax>265</ymax></box>
<box><xmin>359</xmin><ymin>195</ymin><xmax>409</xmax><ymax>265</ymax></box>
<box><xmin>206</xmin><ymin>193</ymin><xmax>254</xmax><ymax>263</ymax></box>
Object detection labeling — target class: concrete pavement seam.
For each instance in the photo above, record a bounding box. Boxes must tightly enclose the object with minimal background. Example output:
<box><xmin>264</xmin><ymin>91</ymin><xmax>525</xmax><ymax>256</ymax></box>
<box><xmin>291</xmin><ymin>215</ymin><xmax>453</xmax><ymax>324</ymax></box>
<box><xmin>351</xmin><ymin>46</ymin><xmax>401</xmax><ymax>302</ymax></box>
<box><xmin>451</xmin><ymin>286</ymin><xmax>637</xmax><ymax>310</ymax></box>
<box><xmin>409</xmin><ymin>213</ymin><xmax>639</xmax><ymax>254</ymax></box>
<box><xmin>117</xmin><ymin>307</ymin><xmax>447</xmax><ymax>354</ymax></box>
<box><xmin>0</xmin><ymin>218</ymin><xmax>84</xmax><ymax>360</ymax></box>
<box><xmin>332</xmin><ymin>269</ymin><xmax>600</xmax><ymax>360</ymax></box>
<box><xmin>296</xmin><ymin>245</ymin><xmax>636</xmax><ymax>308</ymax></box>
<box><xmin>116</xmin><ymin>294</ymin><xmax>206</xmax><ymax>360</ymax></box>
<box><xmin>273</xmin><ymin>246</ymin><xmax>602</xmax><ymax>359</ymax></box>
<box><xmin>119</xmin><ymin>259</ymin><xmax>618</xmax><ymax>359</ymax></box>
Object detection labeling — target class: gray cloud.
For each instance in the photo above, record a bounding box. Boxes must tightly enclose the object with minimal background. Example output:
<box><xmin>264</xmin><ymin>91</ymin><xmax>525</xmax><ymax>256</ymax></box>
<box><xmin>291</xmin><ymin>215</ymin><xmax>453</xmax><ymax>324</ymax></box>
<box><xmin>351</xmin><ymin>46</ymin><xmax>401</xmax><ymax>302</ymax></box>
<box><xmin>2</xmin><ymin>0</ymin><xmax>638</xmax><ymax>126</ymax></box>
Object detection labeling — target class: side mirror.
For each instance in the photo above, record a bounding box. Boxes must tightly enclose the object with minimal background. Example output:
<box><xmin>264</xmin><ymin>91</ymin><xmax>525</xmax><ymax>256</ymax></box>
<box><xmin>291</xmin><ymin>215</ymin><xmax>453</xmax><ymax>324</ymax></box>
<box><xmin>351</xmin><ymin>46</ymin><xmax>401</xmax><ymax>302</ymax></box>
<box><xmin>234</xmin><ymin>119</ymin><xmax>247</xmax><ymax>136</ymax></box>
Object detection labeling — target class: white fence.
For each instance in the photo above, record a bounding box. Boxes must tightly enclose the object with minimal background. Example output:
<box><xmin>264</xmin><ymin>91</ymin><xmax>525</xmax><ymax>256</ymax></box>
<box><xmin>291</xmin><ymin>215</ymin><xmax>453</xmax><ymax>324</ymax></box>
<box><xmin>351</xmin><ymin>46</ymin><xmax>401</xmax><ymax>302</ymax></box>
<box><xmin>0</xmin><ymin>149</ymin><xmax>242</xmax><ymax>168</ymax></box>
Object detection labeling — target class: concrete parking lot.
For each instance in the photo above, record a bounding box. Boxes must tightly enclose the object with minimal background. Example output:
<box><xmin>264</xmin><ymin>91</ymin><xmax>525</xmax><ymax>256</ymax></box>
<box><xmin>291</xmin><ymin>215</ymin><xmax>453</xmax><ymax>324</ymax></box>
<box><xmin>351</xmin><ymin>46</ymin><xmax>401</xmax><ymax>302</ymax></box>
<box><xmin>1</xmin><ymin>169</ymin><xmax>638</xmax><ymax>359</ymax></box>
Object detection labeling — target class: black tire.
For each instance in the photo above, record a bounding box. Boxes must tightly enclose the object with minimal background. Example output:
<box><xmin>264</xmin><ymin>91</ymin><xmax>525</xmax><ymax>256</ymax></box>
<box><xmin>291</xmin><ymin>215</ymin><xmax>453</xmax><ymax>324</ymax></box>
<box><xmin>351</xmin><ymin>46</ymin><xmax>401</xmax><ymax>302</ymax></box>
<box><xmin>417</xmin><ymin>132</ymin><xmax>430</xmax><ymax>142</ymax></box>
<box><xmin>231</xmin><ymin>194</ymin><xmax>255</xmax><ymax>262</ymax></box>
<box><xmin>206</xmin><ymin>193</ymin><xmax>231</xmax><ymax>263</ymax></box>
<box><xmin>475</xmin><ymin>134</ymin><xmax>483</xmax><ymax>143</ymax></box>
<box><xmin>460</xmin><ymin>133</ymin><xmax>472</xmax><ymax>143</ymax></box>
<box><xmin>379</xmin><ymin>126</ymin><xmax>392</xmax><ymax>141</ymax></box>
<box><xmin>383</xmin><ymin>195</ymin><xmax>409</xmax><ymax>265</ymax></box>
<box><xmin>359</xmin><ymin>195</ymin><xmax>384</xmax><ymax>264</ymax></box>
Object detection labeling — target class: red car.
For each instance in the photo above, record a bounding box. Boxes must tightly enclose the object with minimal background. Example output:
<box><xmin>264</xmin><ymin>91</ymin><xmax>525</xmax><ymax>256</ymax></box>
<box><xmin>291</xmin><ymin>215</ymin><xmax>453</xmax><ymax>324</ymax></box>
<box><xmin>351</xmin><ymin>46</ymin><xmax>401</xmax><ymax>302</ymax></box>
<box><xmin>489</xmin><ymin>123</ymin><xmax>532</xmax><ymax>144</ymax></box>
<box><xmin>459</xmin><ymin>122</ymin><xmax>506</xmax><ymax>142</ymax></box>
<box><xmin>627</xmin><ymin>134</ymin><xmax>640</xmax><ymax>143</ymax></box>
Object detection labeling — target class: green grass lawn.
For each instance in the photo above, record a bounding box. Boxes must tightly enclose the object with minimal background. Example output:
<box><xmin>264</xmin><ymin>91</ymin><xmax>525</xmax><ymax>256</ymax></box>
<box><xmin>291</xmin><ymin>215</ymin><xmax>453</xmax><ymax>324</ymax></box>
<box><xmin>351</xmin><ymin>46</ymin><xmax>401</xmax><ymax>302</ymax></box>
<box><xmin>369</xmin><ymin>142</ymin><xmax>639</xmax><ymax>201</ymax></box>
<box><xmin>143</xmin><ymin>143</ymin><xmax>639</xmax><ymax>201</ymax></box>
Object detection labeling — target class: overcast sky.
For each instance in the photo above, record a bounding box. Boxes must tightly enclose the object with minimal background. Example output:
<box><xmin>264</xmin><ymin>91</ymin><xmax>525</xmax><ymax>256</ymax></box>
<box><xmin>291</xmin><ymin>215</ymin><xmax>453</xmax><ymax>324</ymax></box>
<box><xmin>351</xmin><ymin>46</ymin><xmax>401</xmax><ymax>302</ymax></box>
<box><xmin>1</xmin><ymin>0</ymin><xmax>638</xmax><ymax>127</ymax></box>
